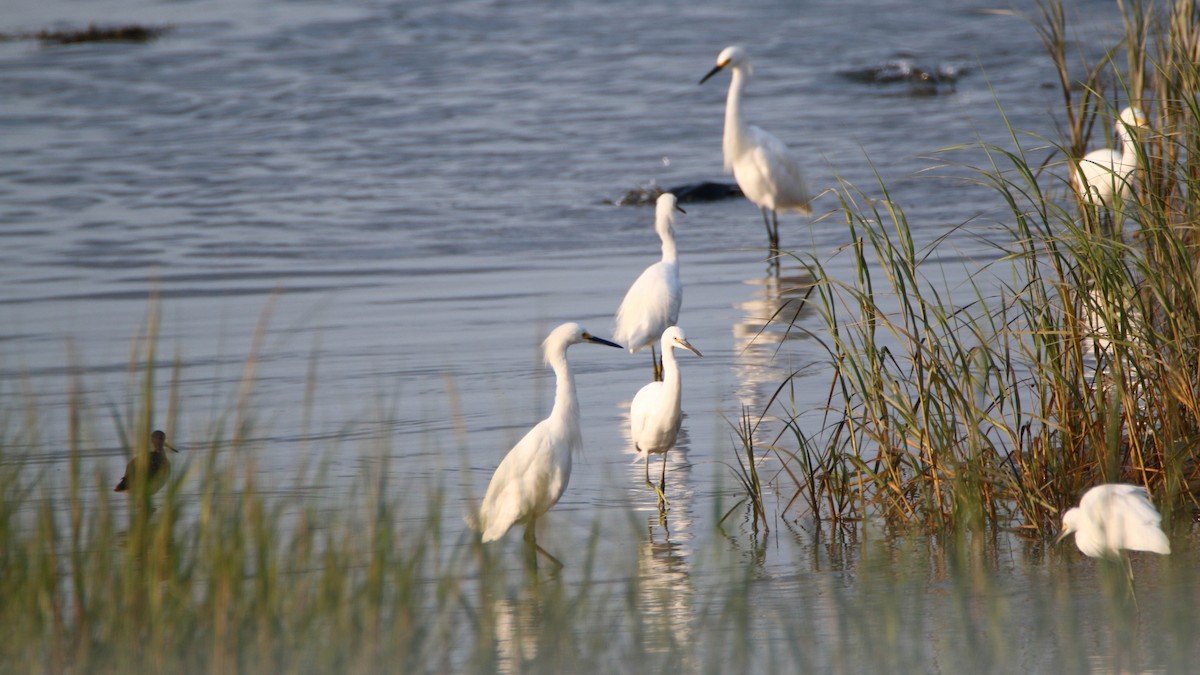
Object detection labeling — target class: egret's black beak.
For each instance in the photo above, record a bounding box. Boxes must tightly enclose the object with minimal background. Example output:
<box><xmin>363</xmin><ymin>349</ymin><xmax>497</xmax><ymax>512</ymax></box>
<box><xmin>583</xmin><ymin>333</ymin><xmax>622</xmax><ymax>349</ymax></box>
<box><xmin>166</xmin><ymin>441</ymin><xmax>180</xmax><ymax>453</ymax></box>
<box><xmin>699</xmin><ymin>63</ymin><xmax>725</xmax><ymax>85</ymax></box>
<box><xmin>675</xmin><ymin>204</ymin><xmax>686</xmax><ymax>214</ymax></box>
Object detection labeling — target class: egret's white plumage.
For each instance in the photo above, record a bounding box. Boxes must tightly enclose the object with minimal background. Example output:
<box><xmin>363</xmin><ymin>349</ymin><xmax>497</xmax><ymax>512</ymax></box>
<box><xmin>1073</xmin><ymin>106</ymin><xmax>1149</xmax><ymax>211</ymax></box>
<box><xmin>1057</xmin><ymin>483</ymin><xmax>1170</xmax><ymax>559</ymax></box>
<box><xmin>114</xmin><ymin>429</ymin><xmax>178</xmax><ymax>495</ymax></box>
<box><xmin>476</xmin><ymin>323</ymin><xmax>621</xmax><ymax>544</ymax></box>
<box><xmin>630</xmin><ymin>326</ymin><xmax>701</xmax><ymax>509</ymax></box>
<box><xmin>700</xmin><ymin>45</ymin><xmax>813</xmax><ymax>250</ymax></box>
<box><xmin>613</xmin><ymin>193</ymin><xmax>684</xmax><ymax>380</ymax></box>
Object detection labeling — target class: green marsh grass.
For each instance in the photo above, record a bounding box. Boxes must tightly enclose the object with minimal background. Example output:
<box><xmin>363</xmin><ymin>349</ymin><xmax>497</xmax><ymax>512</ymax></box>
<box><xmin>8</xmin><ymin>2</ymin><xmax>1200</xmax><ymax>671</ymax></box>
<box><xmin>738</xmin><ymin>0</ymin><xmax>1200</xmax><ymax>536</ymax></box>
<box><xmin>5</xmin><ymin>310</ymin><xmax>1198</xmax><ymax>672</ymax></box>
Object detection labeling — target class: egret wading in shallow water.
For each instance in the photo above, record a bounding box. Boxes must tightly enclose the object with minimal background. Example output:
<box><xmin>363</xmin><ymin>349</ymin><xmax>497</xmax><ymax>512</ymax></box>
<box><xmin>1057</xmin><ymin>483</ymin><xmax>1169</xmax><ymax>598</ymax></box>
<box><xmin>1073</xmin><ymin>106</ymin><xmax>1150</xmax><ymax>224</ymax></box>
<box><xmin>114</xmin><ymin>429</ymin><xmax>178</xmax><ymax>495</ymax></box>
<box><xmin>630</xmin><ymin>326</ymin><xmax>701</xmax><ymax>510</ymax></box>
<box><xmin>1057</xmin><ymin>483</ymin><xmax>1170</xmax><ymax>559</ymax></box>
<box><xmin>613</xmin><ymin>193</ymin><xmax>685</xmax><ymax>382</ymax></box>
<box><xmin>700</xmin><ymin>45</ymin><xmax>814</xmax><ymax>255</ymax></box>
<box><xmin>476</xmin><ymin>323</ymin><xmax>621</xmax><ymax>558</ymax></box>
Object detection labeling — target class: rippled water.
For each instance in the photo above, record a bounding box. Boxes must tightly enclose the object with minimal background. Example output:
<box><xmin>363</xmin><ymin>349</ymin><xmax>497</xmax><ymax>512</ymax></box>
<box><xmin>2</xmin><ymin>0</ymin><xmax>1189</xmax><ymax>669</ymax></box>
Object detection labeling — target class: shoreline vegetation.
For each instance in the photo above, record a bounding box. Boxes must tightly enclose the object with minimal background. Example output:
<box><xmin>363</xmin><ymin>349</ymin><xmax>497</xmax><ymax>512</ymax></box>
<box><xmin>747</xmin><ymin>0</ymin><xmax>1200</xmax><ymax>535</ymax></box>
<box><xmin>3</xmin><ymin>0</ymin><xmax>1198</xmax><ymax>671</ymax></box>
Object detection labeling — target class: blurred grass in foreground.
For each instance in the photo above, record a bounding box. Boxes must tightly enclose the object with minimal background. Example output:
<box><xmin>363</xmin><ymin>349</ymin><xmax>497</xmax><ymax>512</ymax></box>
<box><xmin>0</xmin><ymin>309</ymin><xmax>1195</xmax><ymax>673</ymax></box>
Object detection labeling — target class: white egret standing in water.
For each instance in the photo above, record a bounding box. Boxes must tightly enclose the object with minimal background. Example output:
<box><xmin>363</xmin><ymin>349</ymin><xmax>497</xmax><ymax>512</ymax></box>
<box><xmin>613</xmin><ymin>193</ymin><xmax>685</xmax><ymax>382</ymax></box>
<box><xmin>476</xmin><ymin>323</ymin><xmax>622</xmax><ymax>555</ymax></box>
<box><xmin>1057</xmin><ymin>483</ymin><xmax>1170</xmax><ymax>559</ymax></box>
<box><xmin>700</xmin><ymin>45</ymin><xmax>813</xmax><ymax>253</ymax></box>
<box><xmin>630</xmin><ymin>326</ymin><xmax>701</xmax><ymax>510</ymax></box>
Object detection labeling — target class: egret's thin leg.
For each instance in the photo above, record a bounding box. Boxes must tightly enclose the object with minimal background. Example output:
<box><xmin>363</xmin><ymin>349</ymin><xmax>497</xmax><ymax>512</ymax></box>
<box><xmin>522</xmin><ymin>521</ymin><xmax>538</xmax><ymax>571</ymax></box>
<box><xmin>771</xmin><ymin>209</ymin><xmax>780</xmax><ymax>251</ymax></box>
<box><xmin>651</xmin><ymin>344</ymin><xmax>662</xmax><ymax>382</ymax></box>
<box><xmin>658</xmin><ymin>452</ymin><xmax>669</xmax><ymax>511</ymax></box>
<box><xmin>644</xmin><ymin>451</ymin><xmax>656</xmax><ymax>492</ymax></box>
<box><xmin>760</xmin><ymin>207</ymin><xmax>774</xmax><ymax>249</ymax></box>
<box><xmin>534</xmin><ymin>543</ymin><xmax>563</xmax><ymax>569</ymax></box>
<box><xmin>643</xmin><ymin>450</ymin><xmax>667</xmax><ymax>509</ymax></box>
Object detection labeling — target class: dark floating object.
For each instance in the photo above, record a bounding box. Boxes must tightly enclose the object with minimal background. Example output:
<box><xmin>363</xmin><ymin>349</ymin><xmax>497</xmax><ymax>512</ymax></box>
<box><xmin>838</xmin><ymin>59</ymin><xmax>968</xmax><ymax>95</ymax></box>
<box><xmin>39</xmin><ymin>24</ymin><xmax>170</xmax><ymax>44</ymax></box>
<box><xmin>0</xmin><ymin>23</ymin><xmax>171</xmax><ymax>45</ymax></box>
<box><xmin>609</xmin><ymin>181</ymin><xmax>744</xmax><ymax>207</ymax></box>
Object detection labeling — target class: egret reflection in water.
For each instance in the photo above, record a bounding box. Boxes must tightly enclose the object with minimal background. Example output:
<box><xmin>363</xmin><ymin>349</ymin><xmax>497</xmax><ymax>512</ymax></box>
<box><xmin>733</xmin><ymin>267</ymin><xmax>817</xmax><ymax>420</ymax></box>
<box><xmin>635</xmin><ymin>516</ymin><xmax>695</xmax><ymax>659</ymax></box>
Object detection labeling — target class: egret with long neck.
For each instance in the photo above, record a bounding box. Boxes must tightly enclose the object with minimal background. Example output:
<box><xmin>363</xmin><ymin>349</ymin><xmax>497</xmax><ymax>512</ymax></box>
<box><xmin>477</xmin><ymin>323</ymin><xmax>621</xmax><ymax>550</ymax></box>
<box><xmin>701</xmin><ymin>45</ymin><xmax>813</xmax><ymax>255</ymax></box>
<box><xmin>614</xmin><ymin>193</ymin><xmax>685</xmax><ymax>382</ymax></box>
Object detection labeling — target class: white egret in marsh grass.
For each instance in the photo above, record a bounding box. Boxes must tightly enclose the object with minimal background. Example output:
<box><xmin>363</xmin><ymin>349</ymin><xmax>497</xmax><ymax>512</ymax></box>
<box><xmin>475</xmin><ymin>323</ymin><xmax>621</xmax><ymax>561</ymax></box>
<box><xmin>630</xmin><ymin>326</ymin><xmax>702</xmax><ymax>511</ymax></box>
<box><xmin>700</xmin><ymin>45</ymin><xmax>814</xmax><ymax>255</ymax></box>
<box><xmin>1057</xmin><ymin>483</ymin><xmax>1170</xmax><ymax>558</ymax></box>
<box><xmin>1072</xmin><ymin>106</ymin><xmax>1150</xmax><ymax>225</ymax></box>
<box><xmin>114</xmin><ymin>429</ymin><xmax>178</xmax><ymax>496</ymax></box>
<box><xmin>1057</xmin><ymin>483</ymin><xmax>1170</xmax><ymax>597</ymax></box>
<box><xmin>613</xmin><ymin>193</ymin><xmax>685</xmax><ymax>382</ymax></box>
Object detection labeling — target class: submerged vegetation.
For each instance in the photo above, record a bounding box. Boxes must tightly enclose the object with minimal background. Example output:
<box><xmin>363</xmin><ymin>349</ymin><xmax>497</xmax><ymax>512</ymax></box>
<box><xmin>4</xmin><ymin>0</ymin><xmax>1200</xmax><ymax>672</ymax></box>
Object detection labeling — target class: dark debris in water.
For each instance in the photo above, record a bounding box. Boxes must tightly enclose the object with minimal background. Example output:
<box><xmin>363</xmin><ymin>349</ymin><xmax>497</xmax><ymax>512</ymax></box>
<box><xmin>608</xmin><ymin>181</ymin><xmax>744</xmax><ymax>206</ymax></box>
<box><xmin>838</xmin><ymin>59</ymin><xmax>969</xmax><ymax>96</ymax></box>
<box><xmin>0</xmin><ymin>24</ymin><xmax>171</xmax><ymax>45</ymax></box>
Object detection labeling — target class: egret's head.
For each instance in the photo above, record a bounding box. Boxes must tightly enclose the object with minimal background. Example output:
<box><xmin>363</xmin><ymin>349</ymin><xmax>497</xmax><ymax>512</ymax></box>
<box><xmin>1118</xmin><ymin>106</ymin><xmax>1149</xmax><ymax>130</ymax></box>
<box><xmin>700</xmin><ymin>45</ymin><xmax>750</xmax><ymax>84</ymax></box>
<box><xmin>543</xmin><ymin>323</ymin><xmax>622</xmax><ymax>362</ymax></box>
<box><xmin>1055</xmin><ymin>507</ymin><xmax>1082</xmax><ymax>544</ymax></box>
<box><xmin>662</xmin><ymin>325</ymin><xmax>702</xmax><ymax>358</ymax></box>
<box><xmin>717</xmin><ymin>46</ymin><xmax>748</xmax><ymax>68</ymax></box>
<box><xmin>654</xmin><ymin>193</ymin><xmax>684</xmax><ymax>227</ymax></box>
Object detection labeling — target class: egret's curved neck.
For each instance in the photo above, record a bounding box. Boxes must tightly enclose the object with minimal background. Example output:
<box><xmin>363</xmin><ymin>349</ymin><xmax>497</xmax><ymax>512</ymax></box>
<box><xmin>547</xmin><ymin>348</ymin><xmax>580</xmax><ymax>446</ymax></box>
<box><xmin>1118</xmin><ymin>124</ymin><xmax>1140</xmax><ymax>165</ymax></box>
<box><xmin>660</xmin><ymin>347</ymin><xmax>683</xmax><ymax>397</ymax></box>
<box><xmin>658</xmin><ymin>222</ymin><xmax>677</xmax><ymax>265</ymax></box>
<box><xmin>723</xmin><ymin>68</ymin><xmax>749</xmax><ymax>171</ymax></box>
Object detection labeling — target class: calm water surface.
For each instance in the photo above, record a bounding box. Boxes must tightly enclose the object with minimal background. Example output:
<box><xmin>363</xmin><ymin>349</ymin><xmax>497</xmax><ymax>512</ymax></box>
<box><xmin>2</xmin><ymin>0</ymin><xmax>1192</xmax><ymax>670</ymax></box>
